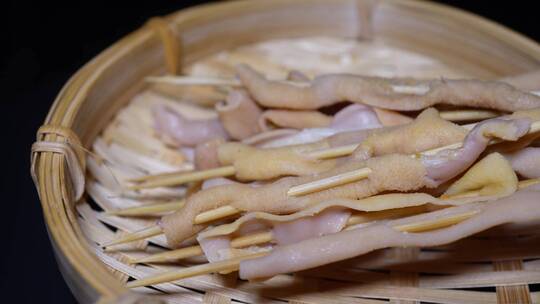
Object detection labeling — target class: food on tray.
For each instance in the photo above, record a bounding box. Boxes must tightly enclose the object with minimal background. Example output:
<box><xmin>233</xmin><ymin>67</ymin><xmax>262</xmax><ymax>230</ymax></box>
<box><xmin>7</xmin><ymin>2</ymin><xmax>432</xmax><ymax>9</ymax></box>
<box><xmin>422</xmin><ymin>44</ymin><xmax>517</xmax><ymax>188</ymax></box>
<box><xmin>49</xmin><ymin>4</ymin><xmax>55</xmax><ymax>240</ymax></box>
<box><xmin>87</xmin><ymin>37</ymin><xmax>540</xmax><ymax>289</ymax></box>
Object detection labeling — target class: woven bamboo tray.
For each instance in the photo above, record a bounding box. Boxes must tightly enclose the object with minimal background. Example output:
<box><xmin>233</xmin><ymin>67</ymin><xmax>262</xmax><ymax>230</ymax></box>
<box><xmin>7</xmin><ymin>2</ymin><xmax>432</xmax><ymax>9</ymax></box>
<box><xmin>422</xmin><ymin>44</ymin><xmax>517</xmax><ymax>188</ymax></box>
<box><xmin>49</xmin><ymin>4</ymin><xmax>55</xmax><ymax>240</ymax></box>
<box><xmin>31</xmin><ymin>0</ymin><xmax>540</xmax><ymax>303</ymax></box>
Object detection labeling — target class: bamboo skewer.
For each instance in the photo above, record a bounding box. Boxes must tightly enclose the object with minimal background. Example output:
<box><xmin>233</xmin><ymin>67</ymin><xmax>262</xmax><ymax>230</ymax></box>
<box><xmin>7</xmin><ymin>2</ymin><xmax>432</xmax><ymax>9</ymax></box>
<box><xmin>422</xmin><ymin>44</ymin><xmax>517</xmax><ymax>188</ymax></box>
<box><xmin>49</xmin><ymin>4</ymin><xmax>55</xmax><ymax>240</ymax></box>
<box><xmin>102</xmin><ymin>225</ymin><xmax>163</xmax><ymax>247</ymax></box>
<box><xmin>133</xmin><ymin>231</ymin><xmax>273</xmax><ymax>264</ymax></box>
<box><xmin>105</xmin><ymin>200</ymin><xmax>185</xmax><ymax>217</ymax></box>
<box><xmin>288</xmin><ymin>121</ymin><xmax>540</xmax><ymax>196</ymax></box>
<box><xmin>126</xmin><ymin>251</ymin><xmax>268</xmax><ymax>288</ymax></box>
<box><xmin>194</xmin><ymin>205</ymin><xmax>240</xmax><ymax>224</ymax></box>
<box><xmin>129</xmin><ymin>166</ymin><xmax>236</xmax><ymax>190</ymax></box>
<box><xmin>126</xmin><ymin>208</ymin><xmax>481</xmax><ymax>288</ymax></box>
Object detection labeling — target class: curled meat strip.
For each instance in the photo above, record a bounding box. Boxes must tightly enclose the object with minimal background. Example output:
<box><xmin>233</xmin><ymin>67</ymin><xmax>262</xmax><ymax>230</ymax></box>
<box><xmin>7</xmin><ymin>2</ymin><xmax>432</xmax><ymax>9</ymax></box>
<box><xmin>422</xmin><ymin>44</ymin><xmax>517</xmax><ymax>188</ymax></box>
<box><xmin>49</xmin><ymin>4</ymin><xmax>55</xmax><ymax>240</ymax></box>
<box><xmin>239</xmin><ymin>187</ymin><xmax>540</xmax><ymax>280</ymax></box>
<box><xmin>194</xmin><ymin>138</ymin><xmax>224</xmax><ymax>170</ymax></box>
<box><xmin>153</xmin><ymin>104</ymin><xmax>228</xmax><ymax>147</ymax></box>
<box><xmin>216</xmin><ymin>90</ymin><xmax>262</xmax><ymax>140</ymax></box>
<box><xmin>504</xmin><ymin>147</ymin><xmax>540</xmax><ymax>178</ymax></box>
<box><xmin>236</xmin><ymin>64</ymin><xmax>540</xmax><ymax>111</ymax></box>
<box><xmin>421</xmin><ymin>117</ymin><xmax>531</xmax><ymax>186</ymax></box>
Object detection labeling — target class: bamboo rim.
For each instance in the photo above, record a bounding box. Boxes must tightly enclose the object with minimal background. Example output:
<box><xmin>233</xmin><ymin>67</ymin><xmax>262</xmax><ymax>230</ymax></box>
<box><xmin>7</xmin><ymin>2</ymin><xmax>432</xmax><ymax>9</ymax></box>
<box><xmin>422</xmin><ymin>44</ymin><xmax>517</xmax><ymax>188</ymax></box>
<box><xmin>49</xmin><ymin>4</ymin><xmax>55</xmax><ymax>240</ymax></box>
<box><xmin>30</xmin><ymin>0</ymin><xmax>540</xmax><ymax>303</ymax></box>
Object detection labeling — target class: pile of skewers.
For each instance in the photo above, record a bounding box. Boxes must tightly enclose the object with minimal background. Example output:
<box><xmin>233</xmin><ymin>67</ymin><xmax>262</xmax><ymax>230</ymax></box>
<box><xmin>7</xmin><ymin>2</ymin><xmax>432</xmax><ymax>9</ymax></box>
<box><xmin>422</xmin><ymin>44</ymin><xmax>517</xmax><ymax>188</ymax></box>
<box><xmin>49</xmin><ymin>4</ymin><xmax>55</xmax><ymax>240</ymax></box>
<box><xmin>82</xmin><ymin>37</ymin><xmax>540</xmax><ymax>297</ymax></box>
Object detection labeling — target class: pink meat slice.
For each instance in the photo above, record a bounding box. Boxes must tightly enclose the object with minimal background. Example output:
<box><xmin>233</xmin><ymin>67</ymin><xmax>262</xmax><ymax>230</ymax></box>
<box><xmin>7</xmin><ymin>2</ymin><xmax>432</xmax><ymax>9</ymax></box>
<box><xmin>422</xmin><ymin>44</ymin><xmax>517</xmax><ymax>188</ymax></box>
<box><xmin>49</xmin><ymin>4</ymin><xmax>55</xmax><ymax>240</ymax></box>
<box><xmin>272</xmin><ymin>208</ymin><xmax>351</xmax><ymax>245</ymax></box>
<box><xmin>153</xmin><ymin>104</ymin><xmax>228</xmax><ymax>147</ymax></box>
<box><xmin>197</xmin><ymin>235</ymin><xmax>231</xmax><ymax>263</ymax></box>
<box><xmin>503</xmin><ymin>147</ymin><xmax>540</xmax><ymax>178</ymax></box>
<box><xmin>329</xmin><ymin>104</ymin><xmax>382</xmax><ymax>131</ymax></box>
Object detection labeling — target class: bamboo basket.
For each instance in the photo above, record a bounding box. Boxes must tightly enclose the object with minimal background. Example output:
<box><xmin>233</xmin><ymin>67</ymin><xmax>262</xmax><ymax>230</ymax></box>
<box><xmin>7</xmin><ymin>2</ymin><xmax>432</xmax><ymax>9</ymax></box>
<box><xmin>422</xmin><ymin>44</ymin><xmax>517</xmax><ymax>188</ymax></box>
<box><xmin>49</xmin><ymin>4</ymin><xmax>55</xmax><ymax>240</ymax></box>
<box><xmin>31</xmin><ymin>0</ymin><xmax>540</xmax><ymax>303</ymax></box>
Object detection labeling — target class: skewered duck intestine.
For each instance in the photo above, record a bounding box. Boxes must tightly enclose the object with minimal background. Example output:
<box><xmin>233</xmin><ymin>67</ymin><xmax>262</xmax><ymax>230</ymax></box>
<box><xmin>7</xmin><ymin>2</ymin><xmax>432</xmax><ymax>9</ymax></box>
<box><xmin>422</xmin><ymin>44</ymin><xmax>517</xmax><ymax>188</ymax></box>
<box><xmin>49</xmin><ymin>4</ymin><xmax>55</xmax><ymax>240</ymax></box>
<box><xmin>239</xmin><ymin>184</ymin><xmax>540</xmax><ymax>280</ymax></box>
<box><xmin>160</xmin><ymin>117</ymin><xmax>530</xmax><ymax>247</ymax></box>
<box><xmin>236</xmin><ymin>64</ymin><xmax>540</xmax><ymax>111</ymax></box>
<box><xmin>352</xmin><ymin>108</ymin><xmax>467</xmax><ymax>160</ymax></box>
<box><xmin>193</xmin><ymin>107</ymin><xmax>467</xmax><ymax>181</ymax></box>
<box><xmin>199</xmin><ymin>151</ymin><xmax>519</xmax><ymax>241</ymax></box>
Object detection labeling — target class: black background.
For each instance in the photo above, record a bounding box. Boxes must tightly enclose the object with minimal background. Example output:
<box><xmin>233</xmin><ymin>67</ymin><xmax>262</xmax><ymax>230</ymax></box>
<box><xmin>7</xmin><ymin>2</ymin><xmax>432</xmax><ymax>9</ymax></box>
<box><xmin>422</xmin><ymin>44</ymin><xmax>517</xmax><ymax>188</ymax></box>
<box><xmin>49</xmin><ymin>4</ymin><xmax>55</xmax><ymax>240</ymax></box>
<box><xmin>1</xmin><ymin>1</ymin><xmax>538</xmax><ymax>303</ymax></box>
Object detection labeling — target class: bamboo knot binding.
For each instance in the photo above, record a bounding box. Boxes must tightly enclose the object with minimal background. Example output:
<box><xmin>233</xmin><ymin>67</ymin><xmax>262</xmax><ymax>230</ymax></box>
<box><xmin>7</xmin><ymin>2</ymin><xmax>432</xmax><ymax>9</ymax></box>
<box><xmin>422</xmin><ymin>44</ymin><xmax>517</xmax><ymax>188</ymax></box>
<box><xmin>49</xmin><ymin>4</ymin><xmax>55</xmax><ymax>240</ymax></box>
<box><xmin>147</xmin><ymin>17</ymin><xmax>182</xmax><ymax>75</ymax></box>
<box><xmin>31</xmin><ymin>125</ymin><xmax>86</xmax><ymax>201</ymax></box>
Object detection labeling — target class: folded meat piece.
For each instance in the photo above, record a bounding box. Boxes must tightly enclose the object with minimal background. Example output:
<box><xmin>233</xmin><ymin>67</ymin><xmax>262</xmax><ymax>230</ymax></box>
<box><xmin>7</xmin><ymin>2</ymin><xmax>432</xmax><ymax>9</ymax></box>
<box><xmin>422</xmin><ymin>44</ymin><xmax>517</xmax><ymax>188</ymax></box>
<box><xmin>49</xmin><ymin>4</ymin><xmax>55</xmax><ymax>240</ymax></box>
<box><xmin>503</xmin><ymin>147</ymin><xmax>540</xmax><ymax>178</ymax></box>
<box><xmin>353</xmin><ymin>108</ymin><xmax>468</xmax><ymax>160</ymax></box>
<box><xmin>216</xmin><ymin>90</ymin><xmax>262</xmax><ymax>140</ymax></box>
<box><xmin>153</xmin><ymin>104</ymin><xmax>228</xmax><ymax>147</ymax></box>
<box><xmin>239</xmin><ymin>186</ymin><xmax>540</xmax><ymax>280</ymax></box>
<box><xmin>236</xmin><ymin>64</ymin><xmax>540</xmax><ymax>111</ymax></box>
<box><xmin>421</xmin><ymin>117</ymin><xmax>530</xmax><ymax>186</ymax></box>
<box><xmin>442</xmin><ymin>152</ymin><xmax>518</xmax><ymax>198</ymax></box>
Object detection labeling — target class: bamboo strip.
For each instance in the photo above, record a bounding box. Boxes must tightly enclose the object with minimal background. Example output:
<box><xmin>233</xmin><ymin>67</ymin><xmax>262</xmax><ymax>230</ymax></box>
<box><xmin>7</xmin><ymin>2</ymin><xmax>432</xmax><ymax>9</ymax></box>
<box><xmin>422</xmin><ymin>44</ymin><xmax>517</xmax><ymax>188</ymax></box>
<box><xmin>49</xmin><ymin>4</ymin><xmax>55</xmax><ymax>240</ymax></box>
<box><xmin>106</xmin><ymin>200</ymin><xmax>185</xmax><ymax>216</ymax></box>
<box><xmin>494</xmin><ymin>260</ymin><xmax>532</xmax><ymax>304</ymax></box>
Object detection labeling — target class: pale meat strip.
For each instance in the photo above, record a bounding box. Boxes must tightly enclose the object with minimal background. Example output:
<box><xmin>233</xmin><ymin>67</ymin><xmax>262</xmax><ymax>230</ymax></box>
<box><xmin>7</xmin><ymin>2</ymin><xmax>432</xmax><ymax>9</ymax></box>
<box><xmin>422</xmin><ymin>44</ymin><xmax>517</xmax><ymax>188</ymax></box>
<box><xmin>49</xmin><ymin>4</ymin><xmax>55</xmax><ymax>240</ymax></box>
<box><xmin>239</xmin><ymin>187</ymin><xmax>540</xmax><ymax>280</ymax></box>
<box><xmin>237</xmin><ymin>64</ymin><xmax>540</xmax><ymax>111</ymax></box>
